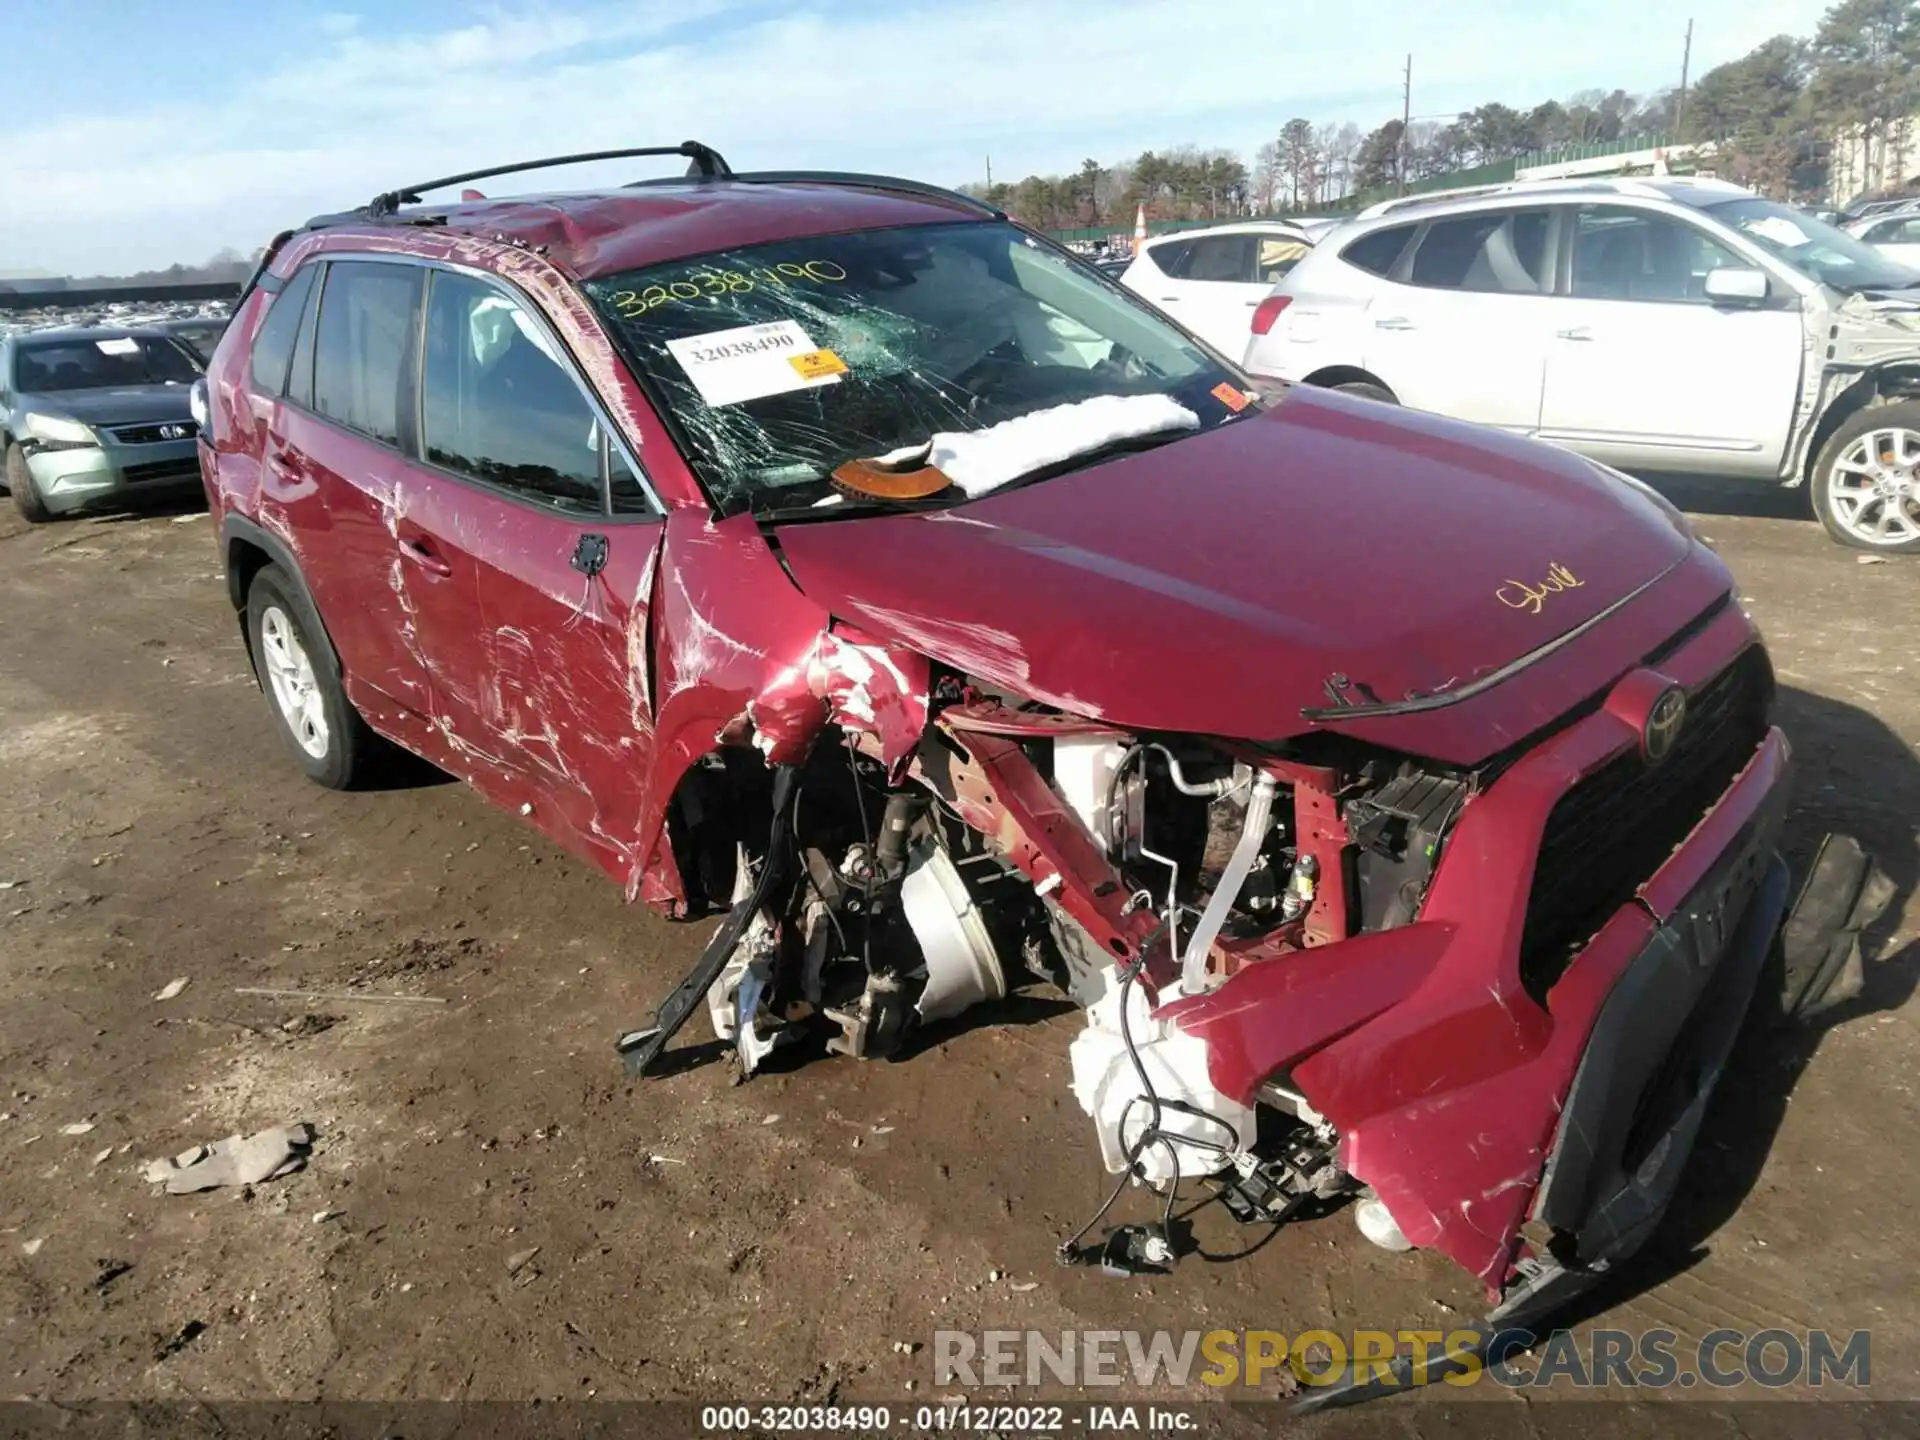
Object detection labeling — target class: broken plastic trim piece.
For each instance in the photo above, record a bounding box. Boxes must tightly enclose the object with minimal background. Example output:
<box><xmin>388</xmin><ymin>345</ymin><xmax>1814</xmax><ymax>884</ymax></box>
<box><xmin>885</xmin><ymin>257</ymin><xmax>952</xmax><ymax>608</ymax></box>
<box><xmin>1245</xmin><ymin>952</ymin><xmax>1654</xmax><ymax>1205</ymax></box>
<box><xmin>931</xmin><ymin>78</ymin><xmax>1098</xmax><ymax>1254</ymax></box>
<box><xmin>1777</xmin><ymin>832</ymin><xmax>1893</xmax><ymax>1023</ymax></box>
<box><xmin>616</xmin><ymin>765</ymin><xmax>798</xmax><ymax>1077</ymax></box>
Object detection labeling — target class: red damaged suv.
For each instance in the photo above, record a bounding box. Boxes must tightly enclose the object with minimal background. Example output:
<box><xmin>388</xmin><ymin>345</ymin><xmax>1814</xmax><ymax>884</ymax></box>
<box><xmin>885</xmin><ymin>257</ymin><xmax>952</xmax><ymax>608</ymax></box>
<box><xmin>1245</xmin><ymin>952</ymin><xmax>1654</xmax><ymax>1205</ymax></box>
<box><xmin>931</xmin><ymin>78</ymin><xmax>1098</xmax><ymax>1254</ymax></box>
<box><xmin>195</xmin><ymin>143</ymin><xmax>1848</xmax><ymax>1395</ymax></box>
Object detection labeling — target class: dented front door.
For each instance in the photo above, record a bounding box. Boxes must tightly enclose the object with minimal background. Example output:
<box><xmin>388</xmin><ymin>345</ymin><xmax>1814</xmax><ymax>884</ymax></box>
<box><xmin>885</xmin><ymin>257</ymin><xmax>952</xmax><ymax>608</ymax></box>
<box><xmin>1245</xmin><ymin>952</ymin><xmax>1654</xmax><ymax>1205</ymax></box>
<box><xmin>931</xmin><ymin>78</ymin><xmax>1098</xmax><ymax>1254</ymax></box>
<box><xmin>464</xmin><ymin>488</ymin><xmax>661</xmax><ymax>877</ymax></box>
<box><xmin>409</xmin><ymin>264</ymin><xmax>665</xmax><ymax>880</ymax></box>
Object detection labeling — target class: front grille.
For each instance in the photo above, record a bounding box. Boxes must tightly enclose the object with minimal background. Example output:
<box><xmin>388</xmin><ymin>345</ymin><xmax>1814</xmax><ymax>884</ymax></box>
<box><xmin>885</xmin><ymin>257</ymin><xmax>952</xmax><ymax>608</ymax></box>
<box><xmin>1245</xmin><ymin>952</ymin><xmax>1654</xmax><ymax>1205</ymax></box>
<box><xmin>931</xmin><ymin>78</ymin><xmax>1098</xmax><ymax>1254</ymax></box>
<box><xmin>111</xmin><ymin>421</ymin><xmax>198</xmax><ymax>445</ymax></box>
<box><xmin>123</xmin><ymin>458</ymin><xmax>202</xmax><ymax>485</ymax></box>
<box><xmin>1520</xmin><ymin>645</ymin><xmax>1774</xmax><ymax>1000</ymax></box>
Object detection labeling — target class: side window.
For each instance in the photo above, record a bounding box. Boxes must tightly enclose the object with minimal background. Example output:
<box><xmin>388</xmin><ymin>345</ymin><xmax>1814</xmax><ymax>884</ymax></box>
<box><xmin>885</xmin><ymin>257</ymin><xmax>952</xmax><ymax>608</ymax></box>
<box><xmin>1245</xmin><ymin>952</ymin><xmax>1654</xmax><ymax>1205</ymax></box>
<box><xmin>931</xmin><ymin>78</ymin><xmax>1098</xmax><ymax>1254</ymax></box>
<box><xmin>1570</xmin><ymin>206</ymin><xmax>1746</xmax><ymax>303</ymax></box>
<box><xmin>1873</xmin><ymin>216</ymin><xmax>1920</xmax><ymax>243</ymax></box>
<box><xmin>1341</xmin><ymin>224</ymin><xmax>1416</xmax><ymax>278</ymax></box>
<box><xmin>1178</xmin><ymin>235</ymin><xmax>1256</xmax><ymax>282</ymax></box>
<box><xmin>421</xmin><ymin>270</ymin><xmax>604</xmax><ymax>515</ymax></box>
<box><xmin>247</xmin><ymin>262</ymin><xmax>318</xmax><ymax>396</ymax></box>
<box><xmin>1256</xmin><ymin>234</ymin><xmax>1311</xmax><ymax>283</ymax></box>
<box><xmin>311</xmin><ymin>261</ymin><xmax>419</xmax><ymax>444</ymax></box>
<box><xmin>608</xmin><ymin>444</ymin><xmax>656</xmax><ymax>516</ymax></box>
<box><xmin>1145</xmin><ymin>239</ymin><xmax>1194</xmax><ymax>277</ymax></box>
<box><xmin>1408</xmin><ymin>211</ymin><xmax>1549</xmax><ymax>294</ymax></box>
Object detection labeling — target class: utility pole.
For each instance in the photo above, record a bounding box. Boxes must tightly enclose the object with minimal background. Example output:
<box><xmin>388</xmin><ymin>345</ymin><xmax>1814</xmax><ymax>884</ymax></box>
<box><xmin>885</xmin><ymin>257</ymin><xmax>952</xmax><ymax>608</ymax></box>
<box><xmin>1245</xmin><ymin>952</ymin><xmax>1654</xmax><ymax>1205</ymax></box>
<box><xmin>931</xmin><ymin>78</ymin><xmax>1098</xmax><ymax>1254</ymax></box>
<box><xmin>1398</xmin><ymin>54</ymin><xmax>1413</xmax><ymax>196</ymax></box>
<box><xmin>985</xmin><ymin>154</ymin><xmax>993</xmax><ymax>190</ymax></box>
<box><xmin>1674</xmin><ymin>19</ymin><xmax>1694</xmax><ymax>140</ymax></box>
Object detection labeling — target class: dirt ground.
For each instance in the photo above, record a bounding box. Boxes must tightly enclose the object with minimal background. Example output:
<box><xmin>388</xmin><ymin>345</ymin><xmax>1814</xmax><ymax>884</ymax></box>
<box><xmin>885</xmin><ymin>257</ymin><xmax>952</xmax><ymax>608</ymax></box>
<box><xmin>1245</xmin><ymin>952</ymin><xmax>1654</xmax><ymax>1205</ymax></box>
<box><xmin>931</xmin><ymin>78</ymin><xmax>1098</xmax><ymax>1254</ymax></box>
<box><xmin>0</xmin><ymin>483</ymin><xmax>1916</xmax><ymax>1422</ymax></box>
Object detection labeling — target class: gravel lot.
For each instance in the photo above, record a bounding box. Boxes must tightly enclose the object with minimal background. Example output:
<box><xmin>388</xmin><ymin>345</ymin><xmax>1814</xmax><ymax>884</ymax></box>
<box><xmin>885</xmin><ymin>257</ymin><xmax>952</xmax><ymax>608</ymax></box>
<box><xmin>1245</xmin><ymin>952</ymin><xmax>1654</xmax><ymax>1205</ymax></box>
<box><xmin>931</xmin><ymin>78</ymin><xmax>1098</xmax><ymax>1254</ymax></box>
<box><xmin>0</xmin><ymin>482</ymin><xmax>1915</xmax><ymax>1419</ymax></box>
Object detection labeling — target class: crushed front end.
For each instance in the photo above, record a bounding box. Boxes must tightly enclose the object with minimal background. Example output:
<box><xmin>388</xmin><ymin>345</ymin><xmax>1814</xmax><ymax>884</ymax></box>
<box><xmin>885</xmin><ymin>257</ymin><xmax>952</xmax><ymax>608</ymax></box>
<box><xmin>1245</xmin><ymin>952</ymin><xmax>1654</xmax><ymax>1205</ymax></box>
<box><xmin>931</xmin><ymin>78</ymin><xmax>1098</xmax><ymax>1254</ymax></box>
<box><xmin>619</xmin><ymin>562</ymin><xmax>1809</xmax><ymax>1363</ymax></box>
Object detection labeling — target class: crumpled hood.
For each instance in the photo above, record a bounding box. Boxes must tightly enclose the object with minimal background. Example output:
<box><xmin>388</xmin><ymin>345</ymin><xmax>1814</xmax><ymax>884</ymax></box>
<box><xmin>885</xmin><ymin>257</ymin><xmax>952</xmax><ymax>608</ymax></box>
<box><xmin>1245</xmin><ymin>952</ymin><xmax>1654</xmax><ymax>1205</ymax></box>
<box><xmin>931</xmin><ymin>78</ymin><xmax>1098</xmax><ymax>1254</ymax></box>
<box><xmin>773</xmin><ymin>387</ymin><xmax>1693</xmax><ymax>749</ymax></box>
<box><xmin>18</xmin><ymin>385</ymin><xmax>195</xmax><ymax>428</ymax></box>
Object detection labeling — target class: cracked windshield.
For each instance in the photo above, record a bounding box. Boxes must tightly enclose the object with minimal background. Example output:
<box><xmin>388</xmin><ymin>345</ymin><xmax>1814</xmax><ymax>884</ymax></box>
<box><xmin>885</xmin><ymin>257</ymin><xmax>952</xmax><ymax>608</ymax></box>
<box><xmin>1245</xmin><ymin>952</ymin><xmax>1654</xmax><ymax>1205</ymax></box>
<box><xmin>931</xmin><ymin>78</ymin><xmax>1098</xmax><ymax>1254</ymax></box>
<box><xmin>583</xmin><ymin>221</ymin><xmax>1248</xmax><ymax>515</ymax></box>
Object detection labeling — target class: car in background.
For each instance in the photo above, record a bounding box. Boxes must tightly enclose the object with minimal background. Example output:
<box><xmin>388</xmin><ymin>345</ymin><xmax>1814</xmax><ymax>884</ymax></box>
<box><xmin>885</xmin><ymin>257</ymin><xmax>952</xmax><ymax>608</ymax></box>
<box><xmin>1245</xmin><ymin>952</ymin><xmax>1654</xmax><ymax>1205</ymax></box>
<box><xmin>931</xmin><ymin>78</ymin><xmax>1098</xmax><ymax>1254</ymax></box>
<box><xmin>1244</xmin><ymin>176</ymin><xmax>1920</xmax><ymax>552</ymax></box>
<box><xmin>158</xmin><ymin>313</ymin><xmax>232</xmax><ymax>364</ymax></box>
<box><xmin>1843</xmin><ymin>196</ymin><xmax>1920</xmax><ymax>223</ymax></box>
<box><xmin>1</xmin><ymin>326</ymin><xmax>205</xmax><ymax>522</ymax></box>
<box><xmin>1118</xmin><ymin>220</ymin><xmax>1313</xmax><ymax>354</ymax></box>
<box><xmin>1846</xmin><ymin>208</ymin><xmax>1920</xmax><ymax>269</ymax></box>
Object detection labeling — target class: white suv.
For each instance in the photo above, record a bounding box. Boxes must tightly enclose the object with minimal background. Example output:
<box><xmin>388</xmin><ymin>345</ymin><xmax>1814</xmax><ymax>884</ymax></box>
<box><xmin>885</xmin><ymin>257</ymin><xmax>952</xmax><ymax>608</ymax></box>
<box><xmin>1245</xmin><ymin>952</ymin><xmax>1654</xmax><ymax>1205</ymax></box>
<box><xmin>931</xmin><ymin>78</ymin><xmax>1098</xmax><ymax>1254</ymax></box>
<box><xmin>1119</xmin><ymin>221</ymin><xmax>1313</xmax><ymax>357</ymax></box>
<box><xmin>1243</xmin><ymin>178</ymin><xmax>1920</xmax><ymax>552</ymax></box>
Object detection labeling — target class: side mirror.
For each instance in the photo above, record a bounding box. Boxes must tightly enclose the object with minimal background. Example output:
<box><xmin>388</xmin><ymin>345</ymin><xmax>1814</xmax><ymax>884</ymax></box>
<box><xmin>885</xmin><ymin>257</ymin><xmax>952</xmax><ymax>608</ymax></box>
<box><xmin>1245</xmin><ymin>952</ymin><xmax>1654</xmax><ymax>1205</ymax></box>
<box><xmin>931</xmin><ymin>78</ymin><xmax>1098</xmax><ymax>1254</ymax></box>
<box><xmin>1704</xmin><ymin>266</ymin><xmax>1769</xmax><ymax>304</ymax></box>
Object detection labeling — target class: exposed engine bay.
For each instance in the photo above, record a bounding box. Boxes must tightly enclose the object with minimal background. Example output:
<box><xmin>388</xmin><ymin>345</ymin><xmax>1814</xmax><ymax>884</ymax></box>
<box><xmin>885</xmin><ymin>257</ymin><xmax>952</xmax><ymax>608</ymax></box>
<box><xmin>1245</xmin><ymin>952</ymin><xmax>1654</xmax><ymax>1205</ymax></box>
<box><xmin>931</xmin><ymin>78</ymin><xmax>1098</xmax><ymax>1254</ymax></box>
<box><xmin>617</xmin><ymin>673</ymin><xmax>1469</xmax><ymax>1275</ymax></box>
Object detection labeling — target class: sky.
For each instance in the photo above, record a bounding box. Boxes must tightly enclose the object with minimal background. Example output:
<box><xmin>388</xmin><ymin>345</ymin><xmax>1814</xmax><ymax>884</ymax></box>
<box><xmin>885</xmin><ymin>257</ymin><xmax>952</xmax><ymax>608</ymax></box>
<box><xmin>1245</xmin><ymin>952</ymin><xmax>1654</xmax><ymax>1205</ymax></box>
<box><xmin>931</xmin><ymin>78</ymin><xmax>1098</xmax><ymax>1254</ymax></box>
<box><xmin>0</xmin><ymin>0</ymin><xmax>1837</xmax><ymax>277</ymax></box>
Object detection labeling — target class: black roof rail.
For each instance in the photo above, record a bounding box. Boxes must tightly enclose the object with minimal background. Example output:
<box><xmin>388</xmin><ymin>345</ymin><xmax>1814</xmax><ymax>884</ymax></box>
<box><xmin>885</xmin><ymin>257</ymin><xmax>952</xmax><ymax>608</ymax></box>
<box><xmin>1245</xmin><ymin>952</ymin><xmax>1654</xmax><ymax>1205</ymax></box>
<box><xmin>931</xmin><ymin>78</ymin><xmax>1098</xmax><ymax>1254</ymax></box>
<box><xmin>627</xmin><ymin>168</ymin><xmax>1003</xmax><ymax>218</ymax></box>
<box><xmin>367</xmin><ymin>141</ymin><xmax>732</xmax><ymax>217</ymax></box>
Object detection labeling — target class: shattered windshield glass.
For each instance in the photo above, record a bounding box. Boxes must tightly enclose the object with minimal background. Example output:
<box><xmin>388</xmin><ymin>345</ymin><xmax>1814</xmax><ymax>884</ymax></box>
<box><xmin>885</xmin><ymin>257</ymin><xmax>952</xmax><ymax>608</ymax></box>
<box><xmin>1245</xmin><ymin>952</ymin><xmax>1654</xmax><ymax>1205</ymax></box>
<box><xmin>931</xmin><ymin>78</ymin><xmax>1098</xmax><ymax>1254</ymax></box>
<box><xmin>582</xmin><ymin>222</ymin><xmax>1248</xmax><ymax>515</ymax></box>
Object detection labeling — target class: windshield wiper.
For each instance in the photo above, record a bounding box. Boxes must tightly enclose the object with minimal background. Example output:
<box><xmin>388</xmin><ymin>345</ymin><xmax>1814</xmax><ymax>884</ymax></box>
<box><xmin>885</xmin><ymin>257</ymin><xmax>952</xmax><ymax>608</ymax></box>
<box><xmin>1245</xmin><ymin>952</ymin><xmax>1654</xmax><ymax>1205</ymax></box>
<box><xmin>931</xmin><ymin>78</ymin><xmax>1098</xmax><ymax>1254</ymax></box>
<box><xmin>752</xmin><ymin>493</ymin><xmax>949</xmax><ymax>524</ymax></box>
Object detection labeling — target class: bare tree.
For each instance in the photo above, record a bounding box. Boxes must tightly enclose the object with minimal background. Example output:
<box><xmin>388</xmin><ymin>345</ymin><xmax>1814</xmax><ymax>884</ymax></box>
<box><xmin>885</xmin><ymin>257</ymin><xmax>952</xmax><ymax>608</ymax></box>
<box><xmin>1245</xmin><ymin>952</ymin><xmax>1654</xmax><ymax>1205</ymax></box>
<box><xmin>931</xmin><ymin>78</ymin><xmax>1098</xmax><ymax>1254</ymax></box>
<box><xmin>1253</xmin><ymin>140</ymin><xmax>1283</xmax><ymax>212</ymax></box>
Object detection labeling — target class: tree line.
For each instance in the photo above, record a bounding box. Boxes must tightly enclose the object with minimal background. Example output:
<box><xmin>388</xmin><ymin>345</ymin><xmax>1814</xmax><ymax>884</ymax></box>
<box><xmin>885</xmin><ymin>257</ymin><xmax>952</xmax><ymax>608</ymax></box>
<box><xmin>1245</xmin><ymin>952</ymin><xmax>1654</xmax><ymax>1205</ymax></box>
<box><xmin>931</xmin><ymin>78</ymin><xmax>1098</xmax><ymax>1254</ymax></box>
<box><xmin>967</xmin><ymin>0</ymin><xmax>1919</xmax><ymax>230</ymax></box>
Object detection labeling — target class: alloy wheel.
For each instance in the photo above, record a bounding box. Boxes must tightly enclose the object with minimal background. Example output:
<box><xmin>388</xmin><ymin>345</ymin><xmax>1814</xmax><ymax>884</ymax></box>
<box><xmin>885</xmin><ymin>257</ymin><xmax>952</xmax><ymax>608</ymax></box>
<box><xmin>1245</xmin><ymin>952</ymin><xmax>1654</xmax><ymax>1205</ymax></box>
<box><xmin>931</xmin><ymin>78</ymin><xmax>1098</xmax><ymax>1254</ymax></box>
<box><xmin>259</xmin><ymin>605</ymin><xmax>330</xmax><ymax>759</ymax></box>
<box><xmin>1827</xmin><ymin>426</ymin><xmax>1920</xmax><ymax>547</ymax></box>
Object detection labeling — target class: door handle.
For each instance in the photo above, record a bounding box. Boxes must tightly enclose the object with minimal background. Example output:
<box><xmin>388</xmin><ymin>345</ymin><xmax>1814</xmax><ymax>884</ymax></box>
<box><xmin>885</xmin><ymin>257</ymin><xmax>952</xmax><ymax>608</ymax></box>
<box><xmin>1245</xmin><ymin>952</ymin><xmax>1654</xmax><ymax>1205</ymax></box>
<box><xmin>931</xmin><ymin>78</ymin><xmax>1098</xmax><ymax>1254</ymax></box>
<box><xmin>1373</xmin><ymin>317</ymin><xmax>1415</xmax><ymax>331</ymax></box>
<box><xmin>1159</xmin><ymin>295</ymin><xmax>1180</xmax><ymax>303</ymax></box>
<box><xmin>398</xmin><ymin>538</ymin><xmax>453</xmax><ymax>578</ymax></box>
<box><xmin>1556</xmin><ymin>326</ymin><xmax>1594</xmax><ymax>341</ymax></box>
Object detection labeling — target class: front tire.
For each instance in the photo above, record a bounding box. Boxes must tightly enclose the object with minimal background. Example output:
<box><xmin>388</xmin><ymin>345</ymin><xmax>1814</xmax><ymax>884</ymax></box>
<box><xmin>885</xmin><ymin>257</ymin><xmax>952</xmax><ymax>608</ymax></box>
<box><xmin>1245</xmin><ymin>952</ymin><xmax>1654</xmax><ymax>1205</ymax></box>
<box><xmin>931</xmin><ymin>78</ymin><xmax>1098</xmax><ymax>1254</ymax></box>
<box><xmin>5</xmin><ymin>444</ymin><xmax>52</xmax><ymax>524</ymax></box>
<box><xmin>1811</xmin><ymin>401</ymin><xmax>1920</xmax><ymax>553</ymax></box>
<box><xmin>245</xmin><ymin>564</ymin><xmax>376</xmax><ymax>788</ymax></box>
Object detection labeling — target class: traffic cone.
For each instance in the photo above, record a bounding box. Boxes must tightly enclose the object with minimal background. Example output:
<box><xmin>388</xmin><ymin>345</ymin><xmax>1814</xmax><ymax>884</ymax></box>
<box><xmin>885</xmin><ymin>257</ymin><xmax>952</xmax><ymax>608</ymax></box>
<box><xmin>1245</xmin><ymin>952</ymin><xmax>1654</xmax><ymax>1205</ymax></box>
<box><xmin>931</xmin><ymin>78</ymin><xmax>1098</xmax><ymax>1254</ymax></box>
<box><xmin>1133</xmin><ymin>203</ymin><xmax>1147</xmax><ymax>255</ymax></box>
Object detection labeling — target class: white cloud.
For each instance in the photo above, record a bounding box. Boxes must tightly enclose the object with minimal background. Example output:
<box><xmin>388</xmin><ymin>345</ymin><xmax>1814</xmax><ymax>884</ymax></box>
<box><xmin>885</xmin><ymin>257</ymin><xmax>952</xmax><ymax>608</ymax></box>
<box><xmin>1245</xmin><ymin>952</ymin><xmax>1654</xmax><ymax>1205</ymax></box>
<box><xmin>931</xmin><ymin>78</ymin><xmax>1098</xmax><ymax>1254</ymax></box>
<box><xmin>0</xmin><ymin>0</ymin><xmax>1833</xmax><ymax>274</ymax></box>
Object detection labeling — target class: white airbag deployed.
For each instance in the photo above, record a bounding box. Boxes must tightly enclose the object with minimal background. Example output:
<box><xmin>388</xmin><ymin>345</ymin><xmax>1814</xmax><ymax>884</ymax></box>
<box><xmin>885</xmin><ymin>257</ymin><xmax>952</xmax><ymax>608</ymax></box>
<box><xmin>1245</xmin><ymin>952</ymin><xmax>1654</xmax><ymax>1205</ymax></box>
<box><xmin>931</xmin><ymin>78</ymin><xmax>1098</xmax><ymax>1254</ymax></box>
<box><xmin>876</xmin><ymin>394</ymin><xmax>1200</xmax><ymax>497</ymax></box>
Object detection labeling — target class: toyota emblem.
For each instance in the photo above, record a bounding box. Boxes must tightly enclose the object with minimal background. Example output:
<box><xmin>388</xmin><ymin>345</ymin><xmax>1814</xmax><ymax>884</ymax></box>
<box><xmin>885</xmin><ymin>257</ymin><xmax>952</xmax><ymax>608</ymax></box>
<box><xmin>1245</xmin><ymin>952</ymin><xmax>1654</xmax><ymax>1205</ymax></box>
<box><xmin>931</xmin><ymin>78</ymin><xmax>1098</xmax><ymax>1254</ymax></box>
<box><xmin>1643</xmin><ymin>686</ymin><xmax>1688</xmax><ymax>763</ymax></box>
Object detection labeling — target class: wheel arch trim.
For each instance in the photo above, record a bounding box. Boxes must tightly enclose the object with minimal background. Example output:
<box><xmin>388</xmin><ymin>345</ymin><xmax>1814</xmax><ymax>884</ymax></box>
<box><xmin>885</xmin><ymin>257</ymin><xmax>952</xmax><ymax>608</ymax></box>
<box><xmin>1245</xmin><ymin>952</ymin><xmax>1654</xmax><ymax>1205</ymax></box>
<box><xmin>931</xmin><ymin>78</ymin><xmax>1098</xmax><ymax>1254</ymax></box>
<box><xmin>221</xmin><ymin>515</ymin><xmax>344</xmax><ymax>681</ymax></box>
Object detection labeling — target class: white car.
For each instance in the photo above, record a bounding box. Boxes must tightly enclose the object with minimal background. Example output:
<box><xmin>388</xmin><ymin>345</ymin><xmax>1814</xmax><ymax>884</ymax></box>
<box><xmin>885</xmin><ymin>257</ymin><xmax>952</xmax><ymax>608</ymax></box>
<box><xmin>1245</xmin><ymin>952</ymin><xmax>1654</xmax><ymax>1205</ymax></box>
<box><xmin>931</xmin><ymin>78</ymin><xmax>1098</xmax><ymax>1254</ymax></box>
<box><xmin>1119</xmin><ymin>221</ymin><xmax>1314</xmax><ymax>356</ymax></box>
<box><xmin>1848</xmin><ymin>209</ymin><xmax>1920</xmax><ymax>269</ymax></box>
<box><xmin>1242</xmin><ymin>177</ymin><xmax>1920</xmax><ymax>552</ymax></box>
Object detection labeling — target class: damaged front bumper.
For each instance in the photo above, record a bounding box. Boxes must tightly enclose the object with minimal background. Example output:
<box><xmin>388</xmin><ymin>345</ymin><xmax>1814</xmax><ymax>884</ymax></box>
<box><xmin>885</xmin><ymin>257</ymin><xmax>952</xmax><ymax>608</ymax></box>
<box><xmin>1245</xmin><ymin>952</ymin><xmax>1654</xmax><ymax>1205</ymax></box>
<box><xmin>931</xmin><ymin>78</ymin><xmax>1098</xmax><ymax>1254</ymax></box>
<box><xmin>1165</xmin><ymin>598</ymin><xmax>1793</xmax><ymax>1303</ymax></box>
<box><xmin>1294</xmin><ymin>795</ymin><xmax>1796</xmax><ymax>1412</ymax></box>
<box><xmin>23</xmin><ymin>436</ymin><xmax>203</xmax><ymax>515</ymax></box>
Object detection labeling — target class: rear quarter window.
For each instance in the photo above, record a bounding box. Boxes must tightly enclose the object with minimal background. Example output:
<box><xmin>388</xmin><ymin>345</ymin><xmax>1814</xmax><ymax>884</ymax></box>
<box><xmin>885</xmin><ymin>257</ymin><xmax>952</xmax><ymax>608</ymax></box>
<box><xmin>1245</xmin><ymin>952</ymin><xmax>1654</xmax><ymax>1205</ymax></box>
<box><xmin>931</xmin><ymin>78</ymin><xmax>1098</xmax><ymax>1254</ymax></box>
<box><xmin>1145</xmin><ymin>238</ymin><xmax>1195</xmax><ymax>277</ymax></box>
<box><xmin>248</xmin><ymin>263</ymin><xmax>318</xmax><ymax>395</ymax></box>
<box><xmin>1341</xmin><ymin>224</ymin><xmax>1416</xmax><ymax>278</ymax></box>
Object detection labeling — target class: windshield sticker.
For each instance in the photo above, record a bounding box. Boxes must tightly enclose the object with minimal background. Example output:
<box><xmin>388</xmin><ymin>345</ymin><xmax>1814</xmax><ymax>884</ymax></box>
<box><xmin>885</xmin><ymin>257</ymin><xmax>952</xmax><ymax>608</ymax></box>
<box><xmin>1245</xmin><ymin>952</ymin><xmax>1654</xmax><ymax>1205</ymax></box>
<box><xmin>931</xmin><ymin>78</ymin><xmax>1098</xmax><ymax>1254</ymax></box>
<box><xmin>666</xmin><ymin>320</ymin><xmax>844</xmax><ymax>408</ymax></box>
<box><xmin>95</xmin><ymin>337</ymin><xmax>141</xmax><ymax>355</ymax></box>
<box><xmin>1211</xmin><ymin>382</ymin><xmax>1250</xmax><ymax>413</ymax></box>
<box><xmin>789</xmin><ymin>348</ymin><xmax>848</xmax><ymax>381</ymax></box>
<box><xmin>608</xmin><ymin>259</ymin><xmax>849</xmax><ymax>320</ymax></box>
